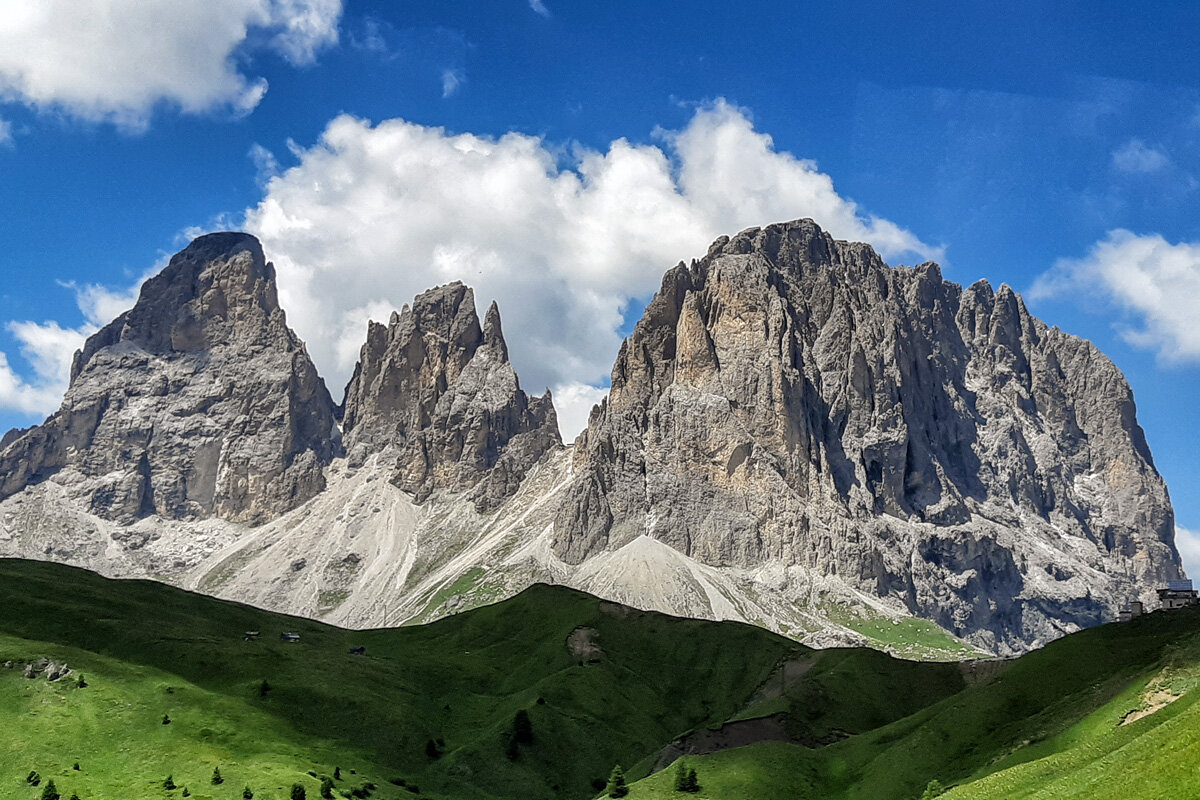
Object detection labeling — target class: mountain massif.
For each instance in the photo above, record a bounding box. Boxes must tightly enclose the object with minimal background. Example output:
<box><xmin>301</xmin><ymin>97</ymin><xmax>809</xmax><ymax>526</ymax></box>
<box><xmin>0</xmin><ymin>222</ymin><xmax>1182</xmax><ymax>656</ymax></box>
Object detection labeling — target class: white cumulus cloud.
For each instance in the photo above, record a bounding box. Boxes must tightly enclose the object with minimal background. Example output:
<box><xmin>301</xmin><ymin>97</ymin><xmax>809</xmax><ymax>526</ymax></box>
<box><xmin>0</xmin><ymin>0</ymin><xmax>342</xmax><ymax>127</ymax></box>
<box><xmin>0</xmin><ymin>272</ymin><xmax>149</xmax><ymax>420</ymax></box>
<box><xmin>553</xmin><ymin>382</ymin><xmax>609</xmax><ymax>445</ymax></box>
<box><xmin>1175</xmin><ymin>525</ymin><xmax>1200</xmax><ymax>581</ymax></box>
<box><xmin>243</xmin><ymin>100</ymin><xmax>937</xmax><ymax>439</ymax></box>
<box><xmin>1031</xmin><ymin>229</ymin><xmax>1200</xmax><ymax>363</ymax></box>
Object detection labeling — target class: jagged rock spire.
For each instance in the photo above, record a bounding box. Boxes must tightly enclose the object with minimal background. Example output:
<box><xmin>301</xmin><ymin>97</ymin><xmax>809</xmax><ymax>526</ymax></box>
<box><xmin>342</xmin><ymin>282</ymin><xmax>560</xmax><ymax>510</ymax></box>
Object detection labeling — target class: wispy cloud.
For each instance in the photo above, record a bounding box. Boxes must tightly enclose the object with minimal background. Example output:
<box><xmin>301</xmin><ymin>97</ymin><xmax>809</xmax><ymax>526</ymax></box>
<box><xmin>248</xmin><ymin>143</ymin><xmax>281</xmax><ymax>187</ymax></box>
<box><xmin>441</xmin><ymin>68</ymin><xmax>465</xmax><ymax>98</ymax></box>
<box><xmin>529</xmin><ymin>0</ymin><xmax>550</xmax><ymax>17</ymax></box>
<box><xmin>0</xmin><ymin>117</ymin><xmax>12</xmax><ymax>148</ymax></box>
<box><xmin>1112</xmin><ymin>139</ymin><xmax>1170</xmax><ymax>174</ymax></box>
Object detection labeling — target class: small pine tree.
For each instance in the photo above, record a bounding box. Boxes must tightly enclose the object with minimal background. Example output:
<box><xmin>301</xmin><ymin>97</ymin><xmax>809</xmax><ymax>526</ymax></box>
<box><xmin>258</xmin><ymin>679</ymin><xmax>272</xmax><ymax>698</ymax></box>
<box><xmin>606</xmin><ymin>765</ymin><xmax>628</xmax><ymax>798</ymax></box>
<box><xmin>39</xmin><ymin>779</ymin><xmax>60</xmax><ymax>800</ymax></box>
<box><xmin>243</xmin><ymin>787</ymin><xmax>254</xmax><ymax>799</ymax></box>
<box><xmin>69</xmin><ymin>793</ymin><xmax>82</xmax><ymax>800</ymax></box>
<box><xmin>673</xmin><ymin>760</ymin><xmax>688</xmax><ymax>791</ymax></box>
<box><xmin>26</xmin><ymin>770</ymin><xmax>40</xmax><ymax>786</ymax></box>
<box><xmin>291</xmin><ymin>784</ymin><xmax>307</xmax><ymax>800</ymax></box>
<box><xmin>921</xmin><ymin>779</ymin><xmax>946</xmax><ymax>799</ymax></box>
<box><xmin>212</xmin><ymin>766</ymin><xmax>224</xmax><ymax>785</ymax></box>
<box><xmin>321</xmin><ymin>776</ymin><xmax>335</xmax><ymax>799</ymax></box>
<box><xmin>424</xmin><ymin>739</ymin><xmax>441</xmax><ymax>760</ymax></box>
<box><xmin>182</xmin><ymin>789</ymin><xmax>190</xmax><ymax>798</ymax></box>
<box><xmin>75</xmin><ymin>674</ymin><xmax>87</xmax><ymax>688</ymax></box>
<box><xmin>162</xmin><ymin>714</ymin><xmax>171</xmax><ymax>725</ymax></box>
<box><xmin>72</xmin><ymin>762</ymin><xmax>80</xmax><ymax>771</ymax></box>
<box><xmin>163</xmin><ymin>775</ymin><xmax>176</xmax><ymax>790</ymax></box>
<box><xmin>334</xmin><ymin>766</ymin><xmax>341</xmax><ymax>780</ymax></box>
<box><xmin>513</xmin><ymin>709</ymin><xmax>533</xmax><ymax>744</ymax></box>
<box><xmin>685</xmin><ymin>768</ymin><xmax>700</xmax><ymax>793</ymax></box>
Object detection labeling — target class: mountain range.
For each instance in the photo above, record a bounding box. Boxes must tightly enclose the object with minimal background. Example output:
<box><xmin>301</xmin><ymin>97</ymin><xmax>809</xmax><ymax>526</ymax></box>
<box><xmin>0</xmin><ymin>220</ymin><xmax>1182</xmax><ymax>656</ymax></box>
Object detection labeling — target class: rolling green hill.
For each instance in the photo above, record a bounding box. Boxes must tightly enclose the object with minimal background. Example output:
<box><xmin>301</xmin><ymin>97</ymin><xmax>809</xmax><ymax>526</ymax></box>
<box><xmin>2</xmin><ymin>558</ymin><xmax>1199</xmax><ymax>800</ymax></box>
<box><xmin>623</xmin><ymin>603</ymin><xmax>1200</xmax><ymax>800</ymax></box>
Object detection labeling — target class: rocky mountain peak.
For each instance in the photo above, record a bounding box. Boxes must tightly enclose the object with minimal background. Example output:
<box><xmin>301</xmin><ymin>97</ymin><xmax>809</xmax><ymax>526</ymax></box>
<box><xmin>342</xmin><ymin>283</ymin><xmax>560</xmax><ymax>510</ymax></box>
<box><xmin>0</xmin><ymin>233</ymin><xmax>337</xmax><ymax>524</ymax></box>
<box><xmin>555</xmin><ymin>217</ymin><xmax>1180</xmax><ymax>654</ymax></box>
<box><xmin>70</xmin><ymin>232</ymin><xmax>284</xmax><ymax>381</ymax></box>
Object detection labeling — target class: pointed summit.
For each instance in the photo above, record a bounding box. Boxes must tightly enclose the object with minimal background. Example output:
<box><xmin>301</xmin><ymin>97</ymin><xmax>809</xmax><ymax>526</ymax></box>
<box><xmin>342</xmin><ymin>285</ymin><xmax>560</xmax><ymax>510</ymax></box>
<box><xmin>0</xmin><ymin>233</ymin><xmax>337</xmax><ymax>524</ymax></box>
<box><xmin>482</xmin><ymin>300</ymin><xmax>509</xmax><ymax>359</ymax></box>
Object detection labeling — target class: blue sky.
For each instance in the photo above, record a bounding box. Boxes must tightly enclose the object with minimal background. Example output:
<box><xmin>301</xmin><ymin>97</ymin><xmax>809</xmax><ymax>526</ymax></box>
<box><xmin>1</xmin><ymin>1</ymin><xmax>1198</xmax><ymax>569</ymax></box>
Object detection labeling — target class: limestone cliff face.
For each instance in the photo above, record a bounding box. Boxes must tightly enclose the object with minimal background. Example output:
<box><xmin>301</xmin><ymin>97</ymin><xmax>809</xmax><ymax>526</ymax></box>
<box><xmin>341</xmin><ymin>282</ymin><xmax>561</xmax><ymax>510</ymax></box>
<box><xmin>554</xmin><ymin>219</ymin><xmax>1181</xmax><ymax>652</ymax></box>
<box><xmin>0</xmin><ymin>233</ymin><xmax>338</xmax><ymax>524</ymax></box>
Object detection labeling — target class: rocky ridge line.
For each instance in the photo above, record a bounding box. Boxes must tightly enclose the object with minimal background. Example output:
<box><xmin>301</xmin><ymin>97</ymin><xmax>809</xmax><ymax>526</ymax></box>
<box><xmin>553</xmin><ymin>219</ymin><xmax>1181</xmax><ymax>652</ymax></box>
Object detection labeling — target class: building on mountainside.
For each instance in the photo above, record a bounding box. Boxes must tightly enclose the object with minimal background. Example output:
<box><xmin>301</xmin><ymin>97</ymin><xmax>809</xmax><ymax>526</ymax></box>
<box><xmin>280</xmin><ymin>632</ymin><xmax>301</xmax><ymax>642</ymax></box>
<box><xmin>244</xmin><ymin>631</ymin><xmax>260</xmax><ymax>640</ymax></box>
<box><xmin>1117</xmin><ymin>601</ymin><xmax>1144</xmax><ymax>622</ymax></box>
<box><xmin>1157</xmin><ymin>580</ymin><xmax>1199</xmax><ymax>610</ymax></box>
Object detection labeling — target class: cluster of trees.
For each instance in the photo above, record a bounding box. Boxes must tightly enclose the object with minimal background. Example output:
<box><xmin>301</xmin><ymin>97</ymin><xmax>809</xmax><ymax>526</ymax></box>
<box><xmin>25</xmin><ymin>778</ymin><xmax>82</xmax><ymax>800</ymax></box>
<box><xmin>672</xmin><ymin>760</ymin><xmax>700</xmax><ymax>793</ymax></box>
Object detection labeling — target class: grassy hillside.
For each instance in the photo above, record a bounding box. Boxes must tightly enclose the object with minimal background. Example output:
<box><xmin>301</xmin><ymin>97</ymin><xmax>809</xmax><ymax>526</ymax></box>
<box><xmin>0</xmin><ymin>558</ymin><xmax>962</xmax><ymax>800</ymax></box>
<box><xmin>623</xmin><ymin>605</ymin><xmax>1200</xmax><ymax>800</ymax></box>
<box><xmin>0</xmin><ymin>558</ymin><xmax>770</xmax><ymax>799</ymax></box>
<box><xmin>4</xmin><ymin>558</ymin><xmax>1199</xmax><ymax>800</ymax></box>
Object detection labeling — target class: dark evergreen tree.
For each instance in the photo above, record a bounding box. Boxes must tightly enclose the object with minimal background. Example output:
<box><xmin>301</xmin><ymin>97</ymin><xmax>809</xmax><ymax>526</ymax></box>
<box><xmin>334</xmin><ymin>766</ymin><xmax>341</xmax><ymax>780</ymax></box>
<box><xmin>258</xmin><ymin>679</ymin><xmax>272</xmax><ymax>698</ymax></box>
<box><xmin>921</xmin><ymin>779</ymin><xmax>946</xmax><ymax>799</ymax></box>
<box><xmin>321</xmin><ymin>776</ymin><xmax>335</xmax><ymax>798</ymax></box>
<box><xmin>243</xmin><ymin>787</ymin><xmax>255</xmax><ymax>799</ymax></box>
<box><xmin>68</xmin><ymin>793</ymin><xmax>82</xmax><ymax>800</ymax></box>
<box><xmin>212</xmin><ymin>767</ymin><xmax>224</xmax><ymax>785</ymax></box>
<box><xmin>685</xmin><ymin>768</ymin><xmax>700</xmax><ymax>792</ymax></box>
<box><xmin>673</xmin><ymin>760</ymin><xmax>688</xmax><ymax>792</ymax></box>
<box><xmin>26</xmin><ymin>770</ymin><xmax>40</xmax><ymax>786</ymax></box>
<box><xmin>39</xmin><ymin>779</ymin><xmax>60</xmax><ymax>800</ymax></box>
<box><xmin>513</xmin><ymin>709</ymin><xmax>533</xmax><ymax>744</ymax></box>
<box><xmin>162</xmin><ymin>714</ymin><xmax>171</xmax><ymax>725</ymax></box>
<box><xmin>291</xmin><ymin>784</ymin><xmax>307</xmax><ymax>800</ymax></box>
<box><xmin>72</xmin><ymin>762</ymin><xmax>80</xmax><ymax>771</ymax></box>
<box><xmin>163</xmin><ymin>775</ymin><xmax>176</xmax><ymax>790</ymax></box>
<box><xmin>606</xmin><ymin>765</ymin><xmax>628</xmax><ymax>798</ymax></box>
<box><xmin>182</xmin><ymin>789</ymin><xmax>190</xmax><ymax>798</ymax></box>
<box><xmin>425</xmin><ymin>739</ymin><xmax>441</xmax><ymax>760</ymax></box>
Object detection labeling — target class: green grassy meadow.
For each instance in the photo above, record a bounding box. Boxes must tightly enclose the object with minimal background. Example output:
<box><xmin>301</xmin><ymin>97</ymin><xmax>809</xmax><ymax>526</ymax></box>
<box><xmin>2</xmin><ymin>558</ymin><xmax>1200</xmax><ymax>799</ymax></box>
